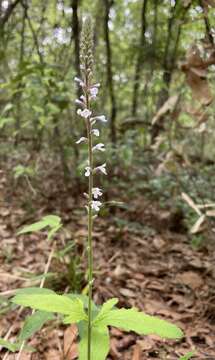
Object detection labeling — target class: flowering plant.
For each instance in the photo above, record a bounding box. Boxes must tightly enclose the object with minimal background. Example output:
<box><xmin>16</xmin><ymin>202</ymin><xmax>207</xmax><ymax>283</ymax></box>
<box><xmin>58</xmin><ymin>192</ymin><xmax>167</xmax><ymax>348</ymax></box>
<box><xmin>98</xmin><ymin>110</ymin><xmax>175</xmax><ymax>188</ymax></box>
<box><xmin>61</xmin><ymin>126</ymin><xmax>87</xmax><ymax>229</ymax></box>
<box><xmin>8</xmin><ymin>17</ymin><xmax>184</xmax><ymax>360</ymax></box>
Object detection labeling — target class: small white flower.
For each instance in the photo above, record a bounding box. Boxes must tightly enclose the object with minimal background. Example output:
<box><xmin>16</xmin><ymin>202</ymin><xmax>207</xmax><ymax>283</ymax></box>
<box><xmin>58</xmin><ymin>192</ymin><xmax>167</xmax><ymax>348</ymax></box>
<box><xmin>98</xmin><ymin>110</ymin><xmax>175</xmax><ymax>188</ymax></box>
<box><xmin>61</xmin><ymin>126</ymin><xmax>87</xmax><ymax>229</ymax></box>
<box><xmin>85</xmin><ymin>166</ymin><xmax>91</xmax><ymax>177</ymax></box>
<box><xmin>77</xmin><ymin>108</ymin><xmax>92</xmax><ymax>118</ymax></box>
<box><xmin>90</xmin><ymin>115</ymin><xmax>107</xmax><ymax>123</ymax></box>
<box><xmin>91</xmin><ymin>129</ymin><xmax>100</xmax><ymax>137</ymax></box>
<box><xmin>97</xmin><ymin>115</ymin><xmax>107</xmax><ymax>122</ymax></box>
<box><xmin>93</xmin><ymin>143</ymin><xmax>105</xmax><ymax>152</ymax></box>
<box><xmin>75</xmin><ymin>99</ymin><xmax>84</xmax><ymax>107</ymax></box>
<box><xmin>96</xmin><ymin>163</ymin><xmax>107</xmax><ymax>175</ymax></box>
<box><xmin>76</xmin><ymin>137</ymin><xmax>87</xmax><ymax>144</ymax></box>
<box><xmin>91</xmin><ymin>200</ymin><xmax>102</xmax><ymax>211</ymax></box>
<box><xmin>74</xmin><ymin>76</ymin><xmax>81</xmax><ymax>83</ymax></box>
<box><xmin>74</xmin><ymin>77</ymin><xmax>84</xmax><ymax>87</ymax></box>
<box><xmin>92</xmin><ymin>187</ymin><xmax>103</xmax><ymax>199</ymax></box>
<box><xmin>93</xmin><ymin>83</ymin><xmax>101</xmax><ymax>88</ymax></box>
<box><xmin>90</xmin><ymin>87</ymin><xmax>99</xmax><ymax>98</ymax></box>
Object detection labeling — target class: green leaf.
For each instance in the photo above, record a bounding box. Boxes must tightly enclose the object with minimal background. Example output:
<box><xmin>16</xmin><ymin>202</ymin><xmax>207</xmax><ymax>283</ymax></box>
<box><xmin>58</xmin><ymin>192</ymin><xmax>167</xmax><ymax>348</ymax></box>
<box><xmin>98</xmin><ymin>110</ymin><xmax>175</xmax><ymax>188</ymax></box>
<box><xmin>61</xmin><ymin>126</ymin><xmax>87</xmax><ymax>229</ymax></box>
<box><xmin>78</xmin><ymin>322</ymin><xmax>109</xmax><ymax>360</ymax></box>
<box><xmin>19</xmin><ymin>311</ymin><xmax>54</xmax><ymax>341</ymax></box>
<box><xmin>66</xmin><ymin>294</ymin><xmax>98</xmax><ymax>312</ymax></box>
<box><xmin>12</xmin><ymin>294</ymin><xmax>87</xmax><ymax>323</ymax></box>
<box><xmin>14</xmin><ymin>287</ymin><xmax>55</xmax><ymax>295</ymax></box>
<box><xmin>65</xmin><ymin>294</ymin><xmax>99</xmax><ymax>323</ymax></box>
<box><xmin>22</xmin><ymin>273</ymin><xmax>55</xmax><ymax>282</ymax></box>
<box><xmin>179</xmin><ymin>351</ymin><xmax>195</xmax><ymax>360</ymax></box>
<box><xmin>0</xmin><ymin>338</ymin><xmax>19</xmax><ymax>352</ymax></box>
<box><xmin>93</xmin><ymin>308</ymin><xmax>183</xmax><ymax>339</ymax></box>
<box><xmin>2</xmin><ymin>103</ymin><xmax>13</xmax><ymax>114</ymax></box>
<box><xmin>43</xmin><ymin>215</ymin><xmax>61</xmax><ymax>228</ymax></box>
<box><xmin>47</xmin><ymin>225</ymin><xmax>62</xmax><ymax>240</ymax></box>
<box><xmin>17</xmin><ymin>215</ymin><xmax>62</xmax><ymax>235</ymax></box>
<box><xmin>93</xmin><ymin>298</ymin><xmax>118</xmax><ymax>324</ymax></box>
<box><xmin>55</xmin><ymin>241</ymin><xmax>75</xmax><ymax>258</ymax></box>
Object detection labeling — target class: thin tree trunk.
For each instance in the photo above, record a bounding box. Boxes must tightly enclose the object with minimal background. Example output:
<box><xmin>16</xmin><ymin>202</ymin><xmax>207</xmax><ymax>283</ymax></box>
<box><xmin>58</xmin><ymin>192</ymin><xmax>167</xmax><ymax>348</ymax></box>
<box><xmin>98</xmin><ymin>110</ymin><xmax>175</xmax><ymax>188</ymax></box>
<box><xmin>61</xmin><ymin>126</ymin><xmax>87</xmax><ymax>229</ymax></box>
<box><xmin>142</xmin><ymin>0</ymin><xmax>158</xmax><ymax>135</ymax></box>
<box><xmin>71</xmin><ymin>0</ymin><xmax>81</xmax><ymax>97</ymax></box>
<box><xmin>151</xmin><ymin>0</ymin><xmax>188</xmax><ymax>142</ymax></box>
<box><xmin>70</xmin><ymin>0</ymin><xmax>82</xmax><ymax>190</ymax></box>
<box><xmin>131</xmin><ymin>0</ymin><xmax>148</xmax><ymax>117</ymax></box>
<box><xmin>104</xmin><ymin>0</ymin><xmax>117</xmax><ymax>144</ymax></box>
<box><xmin>14</xmin><ymin>0</ymin><xmax>27</xmax><ymax>145</ymax></box>
<box><xmin>93</xmin><ymin>0</ymin><xmax>103</xmax><ymax>51</ymax></box>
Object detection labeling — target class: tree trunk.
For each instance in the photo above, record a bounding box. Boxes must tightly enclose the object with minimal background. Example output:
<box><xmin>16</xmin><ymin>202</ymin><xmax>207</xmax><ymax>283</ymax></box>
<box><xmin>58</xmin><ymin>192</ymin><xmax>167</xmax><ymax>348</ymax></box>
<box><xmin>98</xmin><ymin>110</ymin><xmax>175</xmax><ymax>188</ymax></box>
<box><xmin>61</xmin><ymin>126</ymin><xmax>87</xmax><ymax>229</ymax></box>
<box><xmin>70</xmin><ymin>0</ymin><xmax>82</xmax><ymax>189</ymax></box>
<box><xmin>104</xmin><ymin>0</ymin><xmax>117</xmax><ymax>144</ymax></box>
<box><xmin>71</xmin><ymin>0</ymin><xmax>81</xmax><ymax>97</ymax></box>
<box><xmin>131</xmin><ymin>0</ymin><xmax>148</xmax><ymax>117</ymax></box>
<box><xmin>14</xmin><ymin>0</ymin><xmax>27</xmax><ymax>145</ymax></box>
<box><xmin>151</xmin><ymin>0</ymin><xmax>188</xmax><ymax>142</ymax></box>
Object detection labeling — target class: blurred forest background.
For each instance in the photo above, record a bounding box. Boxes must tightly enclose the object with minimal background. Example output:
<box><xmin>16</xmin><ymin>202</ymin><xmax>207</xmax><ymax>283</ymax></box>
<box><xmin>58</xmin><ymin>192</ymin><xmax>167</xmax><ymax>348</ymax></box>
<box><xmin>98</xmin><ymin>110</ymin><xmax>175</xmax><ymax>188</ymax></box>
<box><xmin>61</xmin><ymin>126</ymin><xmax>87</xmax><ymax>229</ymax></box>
<box><xmin>0</xmin><ymin>0</ymin><xmax>215</xmax><ymax>232</ymax></box>
<box><xmin>0</xmin><ymin>0</ymin><xmax>215</xmax><ymax>359</ymax></box>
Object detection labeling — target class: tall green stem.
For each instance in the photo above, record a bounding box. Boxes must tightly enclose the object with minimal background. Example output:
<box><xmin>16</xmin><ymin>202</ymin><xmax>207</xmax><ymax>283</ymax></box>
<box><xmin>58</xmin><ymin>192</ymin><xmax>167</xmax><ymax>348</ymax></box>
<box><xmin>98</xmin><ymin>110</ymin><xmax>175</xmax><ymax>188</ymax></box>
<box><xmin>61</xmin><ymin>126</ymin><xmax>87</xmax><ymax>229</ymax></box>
<box><xmin>86</xmin><ymin>92</ymin><xmax>93</xmax><ymax>360</ymax></box>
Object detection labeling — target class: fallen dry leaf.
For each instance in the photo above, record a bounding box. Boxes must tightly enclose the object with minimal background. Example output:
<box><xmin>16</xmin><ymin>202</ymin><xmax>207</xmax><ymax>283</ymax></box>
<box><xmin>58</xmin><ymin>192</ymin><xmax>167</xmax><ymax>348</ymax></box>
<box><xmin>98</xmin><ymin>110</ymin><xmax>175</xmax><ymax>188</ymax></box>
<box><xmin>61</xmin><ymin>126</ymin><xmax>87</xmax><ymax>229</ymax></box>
<box><xmin>45</xmin><ymin>349</ymin><xmax>61</xmax><ymax>360</ymax></box>
<box><xmin>152</xmin><ymin>236</ymin><xmax>166</xmax><ymax>250</ymax></box>
<box><xmin>137</xmin><ymin>336</ymin><xmax>155</xmax><ymax>351</ymax></box>
<box><xmin>181</xmin><ymin>45</ymin><xmax>215</xmax><ymax>105</ymax></box>
<box><xmin>132</xmin><ymin>344</ymin><xmax>141</xmax><ymax>360</ymax></box>
<box><xmin>181</xmin><ymin>192</ymin><xmax>202</xmax><ymax>216</ymax></box>
<box><xmin>110</xmin><ymin>338</ymin><xmax>121</xmax><ymax>358</ymax></box>
<box><xmin>64</xmin><ymin>324</ymin><xmax>78</xmax><ymax>360</ymax></box>
<box><xmin>120</xmin><ymin>288</ymin><xmax>136</xmax><ymax>298</ymax></box>
<box><xmin>190</xmin><ymin>214</ymin><xmax>206</xmax><ymax>234</ymax></box>
<box><xmin>176</xmin><ymin>271</ymin><xmax>204</xmax><ymax>290</ymax></box>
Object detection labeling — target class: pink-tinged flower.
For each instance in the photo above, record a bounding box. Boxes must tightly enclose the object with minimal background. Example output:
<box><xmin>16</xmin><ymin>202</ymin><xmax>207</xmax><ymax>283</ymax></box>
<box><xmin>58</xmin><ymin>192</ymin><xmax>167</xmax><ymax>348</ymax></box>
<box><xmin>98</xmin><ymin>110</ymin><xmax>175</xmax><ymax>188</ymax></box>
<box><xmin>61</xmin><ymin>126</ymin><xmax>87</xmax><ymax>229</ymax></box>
<box><xmin>91</xmin><ymin>200</ymin><xmax>102</xmax><ymax>211</ymax></box>
<box><xmin>91</xmin><ymin>129</ymin><xmax>100</xmax><ymax>137</ymax></box>
<box><xmin>90</xmin><ymin>87</ymin><xmax>99</xmax><ymax>98</ymax></box>
<box><xmin>92</xmin><ymin>187</ymin><xmax>103</xmax><ymax>199</ymax></box>
<box><xmin>95</xmin><ymin>163</ymin><xmax>107</xmax><ymax>175</ymax></box>
<box><xmin>77</xmin><ymin>109</ymin><xmax>92</xmax><ymax>118</ymax></box>
<box><xmin>85</xmin><ymin>166</ymin><xmax>91</xmax><ymax>177</ymax></box>
<box><xmin>93</xmin><ymin>143</ymin><xmax>105</xmax><ymax>152</ymax></box>
<box><xmin>76</xmin><ymin>137</ymin><xmax>87</xmax><ymax>144</ymax></box>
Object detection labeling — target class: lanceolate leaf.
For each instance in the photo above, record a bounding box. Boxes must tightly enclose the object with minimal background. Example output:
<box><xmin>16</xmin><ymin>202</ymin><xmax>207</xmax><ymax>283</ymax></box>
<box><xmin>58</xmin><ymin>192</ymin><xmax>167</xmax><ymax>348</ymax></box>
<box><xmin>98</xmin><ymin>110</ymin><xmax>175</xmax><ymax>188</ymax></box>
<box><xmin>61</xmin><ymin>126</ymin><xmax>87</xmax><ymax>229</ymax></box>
<box><xmin>93</xmin><ymin>298</ymin><xmax>118</xmax><ymax>324</ymax></box>
<box><xmin>19</xmin><ymin>311</ymin><xmax>54</xmax><ymax>341</ymax></box>
<box><xmin>0</xmin><ymin>339</ymin><xmax>35</xmax><ymax>353</ymax></box>
<box><xmin>66</xmin><ymin>294</ymin><xmax>99</xmax><ymax>320</ymax></box>
<box><xmin>0</xmin><ymin>338</ymin><xmax>19</xmax><ymax>352</ymax></box>
<box><xmin>17</xmin><ymin>215</ymin><xmax>62</xmax><ymax>235</ymax></box>
<box><xmin>93</xmin><ymin>308</ymin><xmax>183</xmax><ymax>339</ymax></box>
<box><xmin>12</xmin><ymin>294</ymin><xmax>86</xmax><ymax>323</ymax></box>
<box><xmin>78</xmin><ymin>322</ymin><xmax>109</xmax><ymax>360</ymax></box>
<box><xmin>15</xmin><ymin>287</ymin><xmax>55</xmax><ymax>296</ymax></box>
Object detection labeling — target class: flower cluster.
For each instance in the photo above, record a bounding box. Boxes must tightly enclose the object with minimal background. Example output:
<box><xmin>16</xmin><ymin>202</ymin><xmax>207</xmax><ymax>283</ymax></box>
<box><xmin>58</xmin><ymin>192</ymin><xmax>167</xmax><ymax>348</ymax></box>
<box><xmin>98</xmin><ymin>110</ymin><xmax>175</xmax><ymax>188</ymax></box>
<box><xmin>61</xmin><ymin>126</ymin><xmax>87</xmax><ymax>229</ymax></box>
<box><xmin>75</xmin><ymin>18</ymin><xmax>107</xmax><ymax>213</ymax></box>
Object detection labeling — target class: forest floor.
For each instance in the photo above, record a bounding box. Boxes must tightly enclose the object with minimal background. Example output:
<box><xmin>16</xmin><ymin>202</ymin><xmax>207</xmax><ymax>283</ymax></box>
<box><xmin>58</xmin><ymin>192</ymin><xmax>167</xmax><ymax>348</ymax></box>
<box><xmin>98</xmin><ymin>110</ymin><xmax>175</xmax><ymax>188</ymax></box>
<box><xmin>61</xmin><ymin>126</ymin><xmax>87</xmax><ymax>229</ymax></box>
<box><xmin>0</xmin><ymin>164</ymin><xmax>215</xmax><ymax>360</ymax></box>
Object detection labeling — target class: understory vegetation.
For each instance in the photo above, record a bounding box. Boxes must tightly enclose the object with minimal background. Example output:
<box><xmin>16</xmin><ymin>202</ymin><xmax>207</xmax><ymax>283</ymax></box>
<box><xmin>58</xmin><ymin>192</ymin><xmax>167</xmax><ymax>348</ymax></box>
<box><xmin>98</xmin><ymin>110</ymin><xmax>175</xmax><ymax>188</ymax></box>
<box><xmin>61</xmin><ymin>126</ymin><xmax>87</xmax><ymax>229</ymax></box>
<box><xmin>0</xmin><ymin>0</ymin><xmax>215</xmax><ymax>359</ymax></box>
